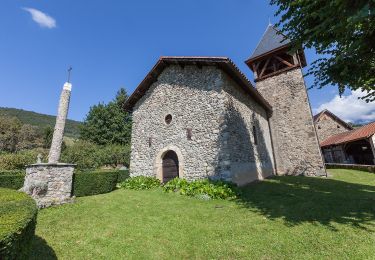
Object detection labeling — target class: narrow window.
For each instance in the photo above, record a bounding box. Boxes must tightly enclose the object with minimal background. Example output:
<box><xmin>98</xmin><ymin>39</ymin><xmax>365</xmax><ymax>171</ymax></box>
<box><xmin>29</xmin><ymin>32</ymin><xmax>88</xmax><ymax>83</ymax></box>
<box><xmin>253</xmin><ymin>125</ymin><xmax>258</xmax><ymax>145</ymax></box>
<box><xmin>187</xmin><ymin>128</ymin><xmax>192</xmax><ymax>140</ymax></box>
<box><xmin>148</xmin><ymin>137</ymin><xmax>152</xmax><ymax>147</ymax></box>
<box><xmin>165</xmin><ymin>114</ymin><xmax>172</xmax><ymax>125</ymax></box>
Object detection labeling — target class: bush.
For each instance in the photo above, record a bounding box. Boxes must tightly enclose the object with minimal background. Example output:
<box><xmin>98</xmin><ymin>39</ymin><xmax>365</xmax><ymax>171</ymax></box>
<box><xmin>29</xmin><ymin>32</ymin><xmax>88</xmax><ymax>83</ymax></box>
<box><xmin>117</xmin><ymin>170</ymin><xmax>130</xmax><ymax>183</ymax></box>
<box><xmin>61</xmin><ymin>140</ymin><xmax>130</xmax><ymax>170</ymax></box>
<box><xmin>0</xmin><ymin>188</ymin><xmax>38</xmax><ymax>259</ymax></box>
<box><xmin>163</xmin><ymin>178</ymin><xmax>239</xmax><ymax>200</ymax></box>
<box><xmin>120</xmin><ymin>176</ymin><xmax>161</xmax><ymax>190</ymax></box>
<box><xmin>0</xmin><ymin>150</ymin><xmax>39</xmax><ymax>170</ymax></box>
<box><xmin>0</xmin><ymin>173</ymin><xmax>25</xmax><ymax>190</ymax></box>
<box><xmin>72</xmin><ymin>170</ymin><xmax>119</xmax><ymax>197</ymax></box>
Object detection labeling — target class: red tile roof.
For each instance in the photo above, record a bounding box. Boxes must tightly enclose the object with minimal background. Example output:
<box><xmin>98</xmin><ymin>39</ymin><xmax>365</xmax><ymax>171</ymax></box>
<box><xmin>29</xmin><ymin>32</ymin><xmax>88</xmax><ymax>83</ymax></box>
<box><xmin>321</xmin><ymin>121</ymin><xmax>375</xmax><ymax>147</ymax></box>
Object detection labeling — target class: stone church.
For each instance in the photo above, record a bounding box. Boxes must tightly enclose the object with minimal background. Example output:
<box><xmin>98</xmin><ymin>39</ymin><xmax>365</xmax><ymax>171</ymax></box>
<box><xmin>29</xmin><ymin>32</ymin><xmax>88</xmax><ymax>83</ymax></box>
<box><xmin>124</xmin><ymin>25</ymin><xmax>326</xmax><ymax>185</ymax></box>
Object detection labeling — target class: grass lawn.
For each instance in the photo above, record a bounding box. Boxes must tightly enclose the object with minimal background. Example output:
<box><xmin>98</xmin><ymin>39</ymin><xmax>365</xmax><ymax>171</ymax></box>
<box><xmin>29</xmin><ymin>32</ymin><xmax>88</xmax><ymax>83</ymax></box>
<box><xmin>30</xmin><ymin>169</ymin><xmax>375</xmax><ymax>259</ymax></box>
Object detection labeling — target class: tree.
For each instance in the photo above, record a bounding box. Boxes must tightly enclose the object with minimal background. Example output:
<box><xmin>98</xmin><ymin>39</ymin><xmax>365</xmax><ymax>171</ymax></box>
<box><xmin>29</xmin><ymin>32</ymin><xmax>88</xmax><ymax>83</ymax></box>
<box><xmin>80</xmin><ymin>88</ymin><xmax>132</xmax><ymax>146</ymax></box>
<box><xmin>0</xmin><ymin>116</ymin><xmax>22</xmax><ymax>152</ymax></box>
<box><xmin>270</xmin><ymin>0</ymin><xmax>375</xmax><ymax>101</ymax></box>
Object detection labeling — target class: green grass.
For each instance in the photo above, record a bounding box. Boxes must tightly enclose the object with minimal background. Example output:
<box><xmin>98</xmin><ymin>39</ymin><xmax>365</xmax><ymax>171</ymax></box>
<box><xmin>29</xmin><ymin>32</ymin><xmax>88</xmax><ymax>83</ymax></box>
<box><xmin>30</xmin><ymin>169</ymin><xmax>375</xmax><ymax>259</ymax></box>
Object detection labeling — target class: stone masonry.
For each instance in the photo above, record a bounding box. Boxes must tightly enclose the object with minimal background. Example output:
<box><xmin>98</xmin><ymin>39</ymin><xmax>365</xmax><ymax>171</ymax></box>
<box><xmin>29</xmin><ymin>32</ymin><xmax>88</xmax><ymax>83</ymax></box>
<box><xmin>129</xmin><ymin>65</ymin><xmax>274</xmax><ymax>184</ymax></box>
<box><xmin>22</xmin><ymin>81</ymin><xmax>75</xmax><ymax>208</ymax></box>
<box><xmin>315</xmin><ymin>114</ymin><xmax>350</xmax><ymax>143</ymax></box>
<box><xmin>22</xmin><ymin>163</ymin><xmax>74</xmax><ymax>208</ymax></box>
<box><xmin>49</xmin><ymin>82</ymin><xmax>72</xmax><ymax>163</ymax></box>
<box><xmin>256</xmin><ymin>68</ymin><xmax>326</xmax><ymax>176</ymax></box>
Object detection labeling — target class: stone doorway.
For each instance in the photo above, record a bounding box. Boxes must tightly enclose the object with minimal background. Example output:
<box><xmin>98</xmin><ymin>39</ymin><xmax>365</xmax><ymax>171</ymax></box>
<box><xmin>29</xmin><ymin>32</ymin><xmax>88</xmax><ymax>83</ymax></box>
<box><xmin>154</xmin><ymin>145</ymin><xmax>184</xmax><ymax>183</ymax></box>
<box><xmin>162</xmin><ymin>150</ymin><xmax>179</xmax><ymax>183</ymax></box>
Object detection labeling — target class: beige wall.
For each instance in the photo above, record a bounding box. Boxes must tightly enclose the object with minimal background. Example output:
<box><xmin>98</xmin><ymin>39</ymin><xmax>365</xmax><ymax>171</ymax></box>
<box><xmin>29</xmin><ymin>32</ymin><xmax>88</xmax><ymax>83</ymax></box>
<box><xmin>315</xmin><ymin>114</ymin><xmax>350</xmax><ymax>142</ymax></box>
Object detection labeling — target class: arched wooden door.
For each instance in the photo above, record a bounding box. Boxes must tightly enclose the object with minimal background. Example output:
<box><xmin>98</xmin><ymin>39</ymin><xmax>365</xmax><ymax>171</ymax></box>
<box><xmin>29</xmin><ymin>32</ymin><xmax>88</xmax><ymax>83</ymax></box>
<box><xmin>162</xmin><ymin>150</ymin><xmax>179</xmax><ymax>183</ymax></box>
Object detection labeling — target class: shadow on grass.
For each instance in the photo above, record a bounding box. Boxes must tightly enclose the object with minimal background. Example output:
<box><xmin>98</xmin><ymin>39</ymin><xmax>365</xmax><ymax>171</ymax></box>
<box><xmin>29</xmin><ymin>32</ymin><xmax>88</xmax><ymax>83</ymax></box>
<box><xmin>238</xmin><ymin>176</ymin><xmax>375</xmax><ymax>230</ymax></box>
<box><xmin>28</xmin><ymin>235</ymin><xmax>57</xmax><ymax>260</ymax></box>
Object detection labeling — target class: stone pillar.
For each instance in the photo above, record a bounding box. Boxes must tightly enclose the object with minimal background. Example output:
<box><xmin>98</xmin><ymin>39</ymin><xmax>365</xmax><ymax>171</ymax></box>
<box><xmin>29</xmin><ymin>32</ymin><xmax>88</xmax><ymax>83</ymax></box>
<box><xmin>48</xmin><ymin>82</ymin><xmax>72</xmax><ymax>163</ymax></box>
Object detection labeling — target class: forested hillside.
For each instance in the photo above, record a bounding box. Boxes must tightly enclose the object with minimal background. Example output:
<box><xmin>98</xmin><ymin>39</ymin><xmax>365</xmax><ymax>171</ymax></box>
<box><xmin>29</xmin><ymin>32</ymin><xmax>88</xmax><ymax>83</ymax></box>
<box><xmin>0</xmin><ymin>107</ymin><xmax>81</xmax><ymax>138</ymax></box>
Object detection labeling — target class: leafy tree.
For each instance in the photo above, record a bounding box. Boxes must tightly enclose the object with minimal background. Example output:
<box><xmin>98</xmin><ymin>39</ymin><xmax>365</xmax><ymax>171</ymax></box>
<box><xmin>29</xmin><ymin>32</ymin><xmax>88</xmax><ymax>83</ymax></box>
<box><xmin>0</xmin><ymin>116</ymin><xmax>22</xmax><ymax>152</ymax></box>
<box><xmin>17</xmin><ymin>124</ymin><xmax>42</xmax><ymax>150</ymax></box>
<box><xmin>43</xmin><ymin>126</ymin><xmax>54</xmax><ymax>149</ymax></box>
<box><xmin>270</xmin><ymin>0</ymin><xmax>375</xmax><ymax>101</ymax></box>
<box><xmin>80</xmin><ymin>88</ymin><xmax>132</xmax><ymax>146</ymax></box>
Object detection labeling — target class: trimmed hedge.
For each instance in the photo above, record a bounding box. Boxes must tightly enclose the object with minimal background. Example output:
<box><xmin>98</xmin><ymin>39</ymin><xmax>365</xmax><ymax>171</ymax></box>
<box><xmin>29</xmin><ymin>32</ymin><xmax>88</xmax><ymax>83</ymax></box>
<box><xmin>325</xmin><ymin>163</ymin><xmax>375</xmax><ymax>173</ymax></box>
<box><xmin>72</xmin><ymin>170</ymin><xmax>120</xmax><ymax>197</ymax></box>
<box><xmin>0</xmin><ymin>171</ymin><xmax>25</xmax><ymax>190</ymax></box>
<box><xmin>0</xmin><ymin>188</ymin><xmax>38</xmax><ymax>259</ymax></box>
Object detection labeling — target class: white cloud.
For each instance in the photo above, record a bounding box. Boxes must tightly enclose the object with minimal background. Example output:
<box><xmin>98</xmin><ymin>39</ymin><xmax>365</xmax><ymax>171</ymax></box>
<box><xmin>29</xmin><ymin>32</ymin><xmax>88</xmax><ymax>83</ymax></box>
<box><xmin>314</xmin><ymin>90</ymin><xmax>375</xmax><ymax>123</ymax></box>
<box><xmin>23</xmin><ymin>7</ymin><xmax>56</xmax><ymax>28</ymax></box>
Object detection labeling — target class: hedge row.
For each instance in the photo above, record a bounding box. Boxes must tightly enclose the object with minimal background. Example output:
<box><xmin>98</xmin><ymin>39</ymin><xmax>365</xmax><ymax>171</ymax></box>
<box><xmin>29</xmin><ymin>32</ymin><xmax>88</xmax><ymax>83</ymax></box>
<box><xmin>325</xmin><ymin>163</ymin><xmax>375</xmax><ymax>173</ymax></box>
<box><xmin>0</xmin><ymin>169</ymin><xmax>129</xmax><ymax>196</ymax></box>
<box><xmin>72</xmin><ymin>170</ymin><xmax>128</xmax><ymax>197</ymax></box>
<box><xmin>0</xmin><ymin>174</ymin><xmax>25</xmax><ymax>190</ymax></box>
<box><xmin>0</xmin><ymin>188</ymin><xmax>38</xmax><ymax>259</ymax></box>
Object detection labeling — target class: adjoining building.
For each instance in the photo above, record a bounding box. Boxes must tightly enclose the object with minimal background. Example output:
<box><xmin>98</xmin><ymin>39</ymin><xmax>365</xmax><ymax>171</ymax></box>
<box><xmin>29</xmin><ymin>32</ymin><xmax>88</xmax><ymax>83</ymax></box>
<box><xmin>124</xmin><ymin>25</ymin><xmax>326</xmax><ymax>185</ymax></box>
<box><xmin>319</xmin><ymin>121</ymin><xmax>375</xmax><ymax>165</ymax></box>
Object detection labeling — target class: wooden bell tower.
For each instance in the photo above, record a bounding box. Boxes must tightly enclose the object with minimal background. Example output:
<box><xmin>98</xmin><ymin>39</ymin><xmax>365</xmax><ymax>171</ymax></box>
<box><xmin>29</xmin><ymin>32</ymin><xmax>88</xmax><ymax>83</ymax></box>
<box><xmin>245</xmin><ymin>25</ymin><xmax>307</xmax><ymax>82</ymax></box>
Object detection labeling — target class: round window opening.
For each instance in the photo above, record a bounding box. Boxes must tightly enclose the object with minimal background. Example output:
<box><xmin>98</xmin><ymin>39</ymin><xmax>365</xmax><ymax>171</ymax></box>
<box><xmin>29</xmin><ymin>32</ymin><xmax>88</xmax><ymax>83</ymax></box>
<box><xmin>165</xmin><ymin>114</ymin><xmax>172</xmax><ymax>125</ymax></box>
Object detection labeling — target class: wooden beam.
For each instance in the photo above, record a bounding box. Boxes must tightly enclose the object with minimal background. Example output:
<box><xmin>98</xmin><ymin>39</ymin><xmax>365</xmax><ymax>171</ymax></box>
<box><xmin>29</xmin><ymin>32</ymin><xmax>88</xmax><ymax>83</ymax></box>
<box><xmin>274</xmin><ymin>55</ymin><xmax>294</xmax><ymax>67</ymax></box>
<box><xmin>259</xmin><ymin>58</ymin><xmax>271</xmax><ymax>78</ymax></box>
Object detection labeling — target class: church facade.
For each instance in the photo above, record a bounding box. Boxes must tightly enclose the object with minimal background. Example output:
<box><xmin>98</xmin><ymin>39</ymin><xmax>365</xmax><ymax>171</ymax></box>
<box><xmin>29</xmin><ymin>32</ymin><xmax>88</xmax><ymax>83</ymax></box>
<box><xmin>124</xmin><ymin>25</ymin><xmax>326</xmax><ymax>185</ymax></box>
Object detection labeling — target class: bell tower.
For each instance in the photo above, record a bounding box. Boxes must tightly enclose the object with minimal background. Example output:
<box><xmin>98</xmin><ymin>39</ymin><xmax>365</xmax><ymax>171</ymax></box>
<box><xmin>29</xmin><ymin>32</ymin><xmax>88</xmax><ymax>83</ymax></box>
<box><xmin>246</xmin><ymin>25</ymin><xmax>326</xmax><ymax>176</ymax></box>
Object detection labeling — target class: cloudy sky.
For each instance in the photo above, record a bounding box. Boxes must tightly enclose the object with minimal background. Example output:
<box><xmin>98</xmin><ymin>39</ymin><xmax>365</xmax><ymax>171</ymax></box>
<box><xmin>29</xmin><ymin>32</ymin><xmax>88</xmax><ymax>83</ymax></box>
<box><xmin>0</xmin><ymin>0</ymin><xmax>373</xmax><ymax>123</ymax></box>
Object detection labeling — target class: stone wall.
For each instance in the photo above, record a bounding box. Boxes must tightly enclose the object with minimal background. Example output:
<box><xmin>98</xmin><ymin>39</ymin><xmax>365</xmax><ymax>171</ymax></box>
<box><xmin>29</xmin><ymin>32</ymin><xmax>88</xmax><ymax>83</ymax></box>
<box><xmin>256</xmin><ymin>68</ymin><xmax>326</xmax><ymax>176</ymax></box>
<box><xmin>315</xmin><ymin>114</ymin><xmax>350</xmax><ymax>142</ymax></box>
<box><xmin>130</xmin><ymin>65</ymin><xmax>226</xmax><ymax>181</ymax></box>
<box><xmin>129</xmin><ymin>65</ymin><xmax>274</xmax><ymax>185</ymax></box>
<box><xmin>221</xmin><ymin>72</ymin><xmax>275</xmax><ymax>185</ymax></box>
<box><xmin>22</xmin><ymin>163</ymin><xmax>74</xmax><ymax>208</ymax></box>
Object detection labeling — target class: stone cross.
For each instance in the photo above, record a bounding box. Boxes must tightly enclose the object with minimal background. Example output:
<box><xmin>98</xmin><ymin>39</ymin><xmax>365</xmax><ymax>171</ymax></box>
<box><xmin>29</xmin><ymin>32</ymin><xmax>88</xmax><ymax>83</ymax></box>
<box><xmin>48</xmin><ymin>78</ymin><xmax>73</xmax><ymax>163</ymax></box>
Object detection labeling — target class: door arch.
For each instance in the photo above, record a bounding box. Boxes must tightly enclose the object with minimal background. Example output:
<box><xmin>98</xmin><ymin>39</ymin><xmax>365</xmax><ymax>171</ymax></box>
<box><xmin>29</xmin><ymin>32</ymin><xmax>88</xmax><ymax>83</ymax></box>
<box><xmin>154</xmin><ymin>145</ymin><xmax>184</xmax><ymax>182</ymax></box>
<box><xmin>162</xmin><ymin>150</ymin><xmax>179</xmax><ymax>183</ymax></box>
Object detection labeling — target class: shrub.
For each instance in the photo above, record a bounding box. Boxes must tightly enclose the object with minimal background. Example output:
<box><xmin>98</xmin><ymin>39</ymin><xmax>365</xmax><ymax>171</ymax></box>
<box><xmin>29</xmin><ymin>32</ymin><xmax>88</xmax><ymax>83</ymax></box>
<box><xmin>117</xmin><ymin>170</ymin><xmax>130</xmax><ymax>183</ymax></box>
<box><xmin>61</xmin><ymin>140</ymin><xmax>130</xmax><ymax>170</ymax></box>
<box><xmin>120</xmin><ymin>176</ymin><xmax>161</xmax><ymax>190</ymax></box>
<box><xmin>0</xmin><ymin>150</ymin><xmax>39</xmax><ymax>170</ymax></box>
<box><xmin>0</xmin><ymin>188</ymin><xmax>38</xmax><ymax>259</ymax></box>
<box><xmin>72</xmin><ymin>170</ymin><xmax>119</xmax><ymax>197</ymax></box>
<box><xmin>0</xmin><ymin>173</ymin><xmax>25</xmax><ymax>190</ymax></box>
<box><xmin>163</xmin><ymin>178</ymin><xmax>239</xmax><ymax>200</ymax></box>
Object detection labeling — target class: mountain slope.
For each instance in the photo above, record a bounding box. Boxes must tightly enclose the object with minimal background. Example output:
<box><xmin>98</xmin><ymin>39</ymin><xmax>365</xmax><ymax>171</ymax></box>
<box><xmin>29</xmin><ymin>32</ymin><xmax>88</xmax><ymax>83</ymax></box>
<box><xmin>0</xmin><ymin>107</ymin><xmax>81</xmax><ymax>138</ymax></box>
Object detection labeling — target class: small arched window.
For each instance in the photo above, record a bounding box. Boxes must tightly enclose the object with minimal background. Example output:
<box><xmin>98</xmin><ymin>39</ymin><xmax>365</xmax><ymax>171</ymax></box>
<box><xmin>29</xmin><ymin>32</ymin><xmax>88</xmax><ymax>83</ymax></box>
<box><xmin>165</xmin><ymin>114</ymin><xmax>172</xmax><ymax>125</ymax></box>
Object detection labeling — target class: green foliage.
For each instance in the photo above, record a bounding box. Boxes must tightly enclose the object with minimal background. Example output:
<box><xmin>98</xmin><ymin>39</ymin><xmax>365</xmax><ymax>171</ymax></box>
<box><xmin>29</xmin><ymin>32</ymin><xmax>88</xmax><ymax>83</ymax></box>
<box><xmin>0</xmin><ymin>116</ymin><xmax>44</xmax><ymax>152</ymax></box>
<box><xmin>72</xmin><ymin>170</ymin><xmax>120</xmax><ymax>197</ymax></box>
<box><xmin>120</xmin><ymin>176</ymin><xmax>161</xmax><ymax>190</ymax></box>
<box><xmin>0</xmin><ymin>107</ymin><xmax>81</xmax><ymax>138</ymax></box>
<box><xmin>0</xmin><ymin>173</ymin><xmax>25</xmax><ymax>190</ymax></box>
<box><xmin>42</xmin><ymin>126</ymin><xmax>53</xmax><ymax>149</ymax></box>
<box><xmin>0</xmin><ymin>188</ymin><xmax>37</xmax><ymax>259</ymax></box>
<box><xmin>117</xmin><ymin>170</ymin><xmax>130</xmax><ymax>183</ymax></box>
<box><xmin>0</xmin><ymin>150</ymin><xmax>45</xmax><ymax>170</ymax></box>
<box><xmin>61</xmin><ymin>140</ymin><xmax>130</xmax><ymax>170</ymax></box>
<box><xmin>163</xmin><ymin>178</ymin><xmax>239</xmax><ymax>200</ymax></box>
<box><xmin>80</xmin><ymin>88</ymin><xmax>132</xmax><ymax>146</ymax></box>
<box><xmin>270</xmin><ymin>0</ymin><xmax>375</xmax><ymax>101</ymax></box>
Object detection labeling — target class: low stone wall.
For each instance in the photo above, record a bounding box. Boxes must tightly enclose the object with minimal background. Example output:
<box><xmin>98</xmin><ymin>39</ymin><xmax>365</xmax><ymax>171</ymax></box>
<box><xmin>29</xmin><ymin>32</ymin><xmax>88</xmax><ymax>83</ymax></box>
<box><xmin>21</xmin><ymin>163</ymin><xmax>75</xmax><ymax>208</ymax></box>
<box><xmin>325</xmin><ymin>163</ymin><xmax>375</xmax><ymax>173</ymax></box>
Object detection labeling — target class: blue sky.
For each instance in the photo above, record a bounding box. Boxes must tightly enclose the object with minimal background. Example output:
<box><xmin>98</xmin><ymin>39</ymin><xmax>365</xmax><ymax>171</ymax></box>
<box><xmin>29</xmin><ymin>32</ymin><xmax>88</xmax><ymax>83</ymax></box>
<box><xmin>0</xmin><ymin>0</ymin><xmax>373</xmax><ymax>123</ymax></box>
